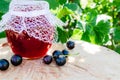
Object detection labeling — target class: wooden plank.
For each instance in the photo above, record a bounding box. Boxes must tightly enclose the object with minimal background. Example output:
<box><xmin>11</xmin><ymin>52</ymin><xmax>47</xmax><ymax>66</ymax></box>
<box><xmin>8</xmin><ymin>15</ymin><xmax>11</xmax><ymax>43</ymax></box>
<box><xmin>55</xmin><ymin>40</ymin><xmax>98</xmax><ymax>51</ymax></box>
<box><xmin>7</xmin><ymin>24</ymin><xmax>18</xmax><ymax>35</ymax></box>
<box><xmin>0</xmin><ymin>38</ymin><xmax>120</xmax><ymax>80</ymax></box>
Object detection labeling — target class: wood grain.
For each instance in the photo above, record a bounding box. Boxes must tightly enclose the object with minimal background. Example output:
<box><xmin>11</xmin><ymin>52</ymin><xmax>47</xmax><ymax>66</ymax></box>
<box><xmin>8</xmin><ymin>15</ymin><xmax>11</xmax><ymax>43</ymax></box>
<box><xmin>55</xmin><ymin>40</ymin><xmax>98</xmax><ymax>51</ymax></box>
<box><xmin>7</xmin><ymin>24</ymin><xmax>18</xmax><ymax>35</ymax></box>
<box><xmin>0</xmin><ymin>38</ymin><xmax>120</xmax><ymax>80</ymax></box>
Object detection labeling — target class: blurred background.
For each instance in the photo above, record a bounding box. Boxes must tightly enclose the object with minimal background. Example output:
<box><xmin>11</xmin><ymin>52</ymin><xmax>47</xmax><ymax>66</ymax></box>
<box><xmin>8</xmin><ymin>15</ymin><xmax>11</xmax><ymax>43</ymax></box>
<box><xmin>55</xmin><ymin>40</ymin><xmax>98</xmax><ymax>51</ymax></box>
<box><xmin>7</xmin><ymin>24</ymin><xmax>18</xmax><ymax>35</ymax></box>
<box><xmin>0</xmin><ymin>0</ymin><xmax>120</xmax><ymax>54</ymax></box>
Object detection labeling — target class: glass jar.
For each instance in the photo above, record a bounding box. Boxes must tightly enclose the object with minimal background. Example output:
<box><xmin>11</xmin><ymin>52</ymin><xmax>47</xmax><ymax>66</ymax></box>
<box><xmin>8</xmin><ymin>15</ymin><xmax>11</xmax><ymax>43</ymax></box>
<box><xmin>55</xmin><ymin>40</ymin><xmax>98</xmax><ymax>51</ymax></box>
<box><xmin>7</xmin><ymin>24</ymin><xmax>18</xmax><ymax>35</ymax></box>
<box><xmin>0</xmin><ymin>0</ymin><xmax>64</xmax><ymax>59</ymax></box>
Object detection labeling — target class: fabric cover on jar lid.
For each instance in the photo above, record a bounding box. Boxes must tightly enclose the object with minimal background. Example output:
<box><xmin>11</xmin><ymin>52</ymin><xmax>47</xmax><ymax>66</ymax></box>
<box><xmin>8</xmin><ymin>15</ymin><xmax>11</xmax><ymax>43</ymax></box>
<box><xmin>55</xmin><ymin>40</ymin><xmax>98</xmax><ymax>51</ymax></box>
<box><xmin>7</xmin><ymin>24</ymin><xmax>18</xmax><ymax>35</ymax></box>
<box><xmin>0</xmin><ymin>0</ymin><xmax>65</xmax><ymax>43</ymax></box>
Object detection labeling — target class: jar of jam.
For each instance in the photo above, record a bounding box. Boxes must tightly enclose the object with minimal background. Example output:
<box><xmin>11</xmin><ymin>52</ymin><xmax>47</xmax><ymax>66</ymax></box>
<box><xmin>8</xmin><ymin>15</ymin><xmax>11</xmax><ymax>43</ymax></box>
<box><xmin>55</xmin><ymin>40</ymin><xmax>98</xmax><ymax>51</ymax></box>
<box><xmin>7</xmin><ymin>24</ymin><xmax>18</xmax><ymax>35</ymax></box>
<box><xmin>0</xmin><ymin>0</ymin><xmax>64</xmax><ymax>59</ymax></box>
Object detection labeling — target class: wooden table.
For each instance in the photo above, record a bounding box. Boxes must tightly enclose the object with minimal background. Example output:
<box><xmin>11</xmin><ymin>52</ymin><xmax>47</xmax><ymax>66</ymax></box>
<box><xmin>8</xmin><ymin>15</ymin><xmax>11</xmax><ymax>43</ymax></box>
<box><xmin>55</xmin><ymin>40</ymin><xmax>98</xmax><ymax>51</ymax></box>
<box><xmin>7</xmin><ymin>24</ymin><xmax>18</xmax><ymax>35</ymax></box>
<box><xmin>0</xmin><ymin>38</ymin><xmax>120</xmax><ymax>80</ymax></box>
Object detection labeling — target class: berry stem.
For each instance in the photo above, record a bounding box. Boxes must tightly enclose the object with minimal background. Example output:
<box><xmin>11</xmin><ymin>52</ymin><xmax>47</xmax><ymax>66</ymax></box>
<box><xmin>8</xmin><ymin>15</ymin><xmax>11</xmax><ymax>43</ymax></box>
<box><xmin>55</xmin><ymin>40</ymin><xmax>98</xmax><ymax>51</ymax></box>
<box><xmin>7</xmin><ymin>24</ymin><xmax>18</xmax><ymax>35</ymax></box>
<box><xmin>64</xmin><ymin>53</ymin><xmax>79</xmax><ymax>57</ymax></box>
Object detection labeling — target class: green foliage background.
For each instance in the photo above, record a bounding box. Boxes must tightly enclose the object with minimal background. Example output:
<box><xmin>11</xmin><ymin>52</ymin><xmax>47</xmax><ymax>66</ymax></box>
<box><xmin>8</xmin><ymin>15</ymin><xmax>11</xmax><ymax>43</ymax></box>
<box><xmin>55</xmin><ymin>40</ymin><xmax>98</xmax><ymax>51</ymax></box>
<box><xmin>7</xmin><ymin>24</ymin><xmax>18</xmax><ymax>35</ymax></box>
<box><xmin>0</xmin><ymin>0</ymin><xmax>120</xmax><ymax>54</ymax></box>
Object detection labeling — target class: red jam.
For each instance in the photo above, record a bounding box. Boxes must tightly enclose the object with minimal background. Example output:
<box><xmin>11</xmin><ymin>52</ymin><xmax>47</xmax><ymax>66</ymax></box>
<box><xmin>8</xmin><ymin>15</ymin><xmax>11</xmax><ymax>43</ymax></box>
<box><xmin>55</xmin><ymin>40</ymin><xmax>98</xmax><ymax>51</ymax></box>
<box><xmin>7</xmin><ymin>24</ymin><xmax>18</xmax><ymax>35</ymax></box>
<box><xmin>6</xmin><ymin>30</ymin><xmax>51</xmax><ymax>59</ymax></box>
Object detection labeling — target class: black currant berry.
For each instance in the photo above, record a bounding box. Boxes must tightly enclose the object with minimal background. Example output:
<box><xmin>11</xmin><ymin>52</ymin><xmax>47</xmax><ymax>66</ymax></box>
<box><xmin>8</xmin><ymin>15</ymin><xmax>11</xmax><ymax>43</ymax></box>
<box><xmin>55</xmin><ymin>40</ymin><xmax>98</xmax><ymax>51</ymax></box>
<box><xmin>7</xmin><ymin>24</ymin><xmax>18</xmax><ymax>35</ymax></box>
<box><xmin>62</xmin><ymin>49</ymin><xmax>69</xmax><ymax>58</ymax></box>
<box><xmin>43</xmin><ymin>55</ymin><xmax>53</xmax><ymax>64</ymax></box>
<box><xmin>66</xmin><ymin>41</ymin><xmax>75</xmax><ymax>49</ymax></box>
<box><xmin>0</xmin><ymin>59</ymin><xmax>9</xmax><ymax>71</ymax></box>
<box><xmin>11</xmin><ymin>55</ymin><xmax>22</xmax><ymax>66</ymax></box>
<box><xmin>55</xmin><ymin>56</ymin><xmax>66</xmax><ymax>66</ymax></box>
<box><xmin>52</xmin><ymin>50</ymin><xmax>63</xmax><ymax>59</ymax></box>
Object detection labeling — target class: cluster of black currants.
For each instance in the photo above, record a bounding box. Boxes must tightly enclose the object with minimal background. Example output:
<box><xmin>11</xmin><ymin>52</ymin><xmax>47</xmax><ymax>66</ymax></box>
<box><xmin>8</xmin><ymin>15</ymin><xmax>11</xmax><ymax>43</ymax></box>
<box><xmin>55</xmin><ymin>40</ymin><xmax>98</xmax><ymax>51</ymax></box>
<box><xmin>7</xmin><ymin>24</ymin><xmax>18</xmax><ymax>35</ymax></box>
<box><xmin>43</xmin><ymin>49</ymin><xmax>69</xmax><ymax>66</ymax></box>
<box><xmin>0</xmin><ymin>55</ymin><xmax>22</xmax><ymax>71</ymax></box>
<box><xmin>0</xmin><ymin>40</ymin><xmax>75</xmax><ymax>70</ymax></box>
<box><xmin>43</xmin><ymin>41</ymin><xmax>75</xmax><ymax>66</ymax></box>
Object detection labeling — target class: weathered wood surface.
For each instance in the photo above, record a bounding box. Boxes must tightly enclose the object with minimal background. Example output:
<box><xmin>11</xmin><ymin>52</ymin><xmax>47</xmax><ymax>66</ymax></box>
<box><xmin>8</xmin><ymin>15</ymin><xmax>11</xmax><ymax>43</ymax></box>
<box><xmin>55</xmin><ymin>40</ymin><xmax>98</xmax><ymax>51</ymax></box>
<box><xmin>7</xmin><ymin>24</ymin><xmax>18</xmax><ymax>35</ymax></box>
<box><xmin>0</xmin><ymin>38</ymin><xmax>120</xmax><ymax>80</ymax></box>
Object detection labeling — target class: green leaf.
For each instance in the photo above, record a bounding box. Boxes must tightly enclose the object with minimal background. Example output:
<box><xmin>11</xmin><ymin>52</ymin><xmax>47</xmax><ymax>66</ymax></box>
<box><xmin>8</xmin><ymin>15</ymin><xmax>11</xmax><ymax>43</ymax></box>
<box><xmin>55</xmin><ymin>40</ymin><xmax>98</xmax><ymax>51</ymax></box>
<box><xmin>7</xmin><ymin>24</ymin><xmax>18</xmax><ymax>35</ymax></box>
<box><xmin>71</xmin><ymin>29</ymin><xmax>83</xmax><ymax>40</ymax></box>
<box><xmin>76</xmin><ymin>21</ymin><xmax>84</xmax><ymax>30</ymax></box>
<box><xmin>115</xmin><ymin>45</ymin><xmax>120</xmax><ymax>54</ymax></box>
<box><xmin>95</xmin><ymin>20</ymin><xmax>110</xmax><ymax>35</ymax></box>
<box><xmin>45</xmin><ymin>0</ymin><xmax>59</xmax><ymax>9</ymax></box>
<box><xmin>58</xmin><ymin>0</ymin><xmax>67</xmax><ymax>5</ymax></box>
<box><xmin>4</xmin><ymin>0</ymin><xmax>11</xmax><ymax>2</ymax></box>
<box><xmin>64</xmin><ymin>3</ymin><xmax>78</xmax><ymax>11</ymax></box>
<box><xmin>81</xmin><ymin>32</ymin><xmax>91</xmax><ymax>42</ymax></box>
<box><xmin>57</xmin><ymin>7</ymin><xmax>73</xmax><ymax>18</ymax></box>
<box><xmin>85</xmin><ymin>23</ymin><xmax>93</xmax><ymax>33</ymax></box>
<box><xmin>93</xmin><ymin>20</ymin><xmax>110</xmax><ymax>44</ymax></box>
<box><xmin>113</xmin><ymin>28</ymin><xmax>120</xmax><ymax>42</ymax></box>
<box><xmin>0</xmin><ymin>31</ymin><xmax>6</xmax><ymax>38</ymax></box>
<box><xmin>0</xmin><ymin>0</ymin><xmax>10</xmax><ymax>13</ymax></box>
<box><xmin>72</xmin><ymin>0</ymin><xmax>80</xmax><ymax>6</ymax></box>
<box><xmin>0</xmin><ymin>12</ymin><xmax>4</xmax><ymax>20</ymax></box>
<box><xmin>89</xmin><ymin>30</ymin><xmax>96</xmax><ymax>44</ymax></box>
<box><xmin>94</xmin><ymin>30</ymin><xmax>104</xmax><ymax>45</ymax></box>
<box><xmin>57</xmin><ymin>27</ymin><xmax>68</xmax><ymax>43</ymax></box>
<box><xmin>103</xmin><ymin>35</ymin><xmax>109</xmax><ymax>44</ymax></box>
<box><xmin>85</xmin><ymin>10</ymin><xmax>98</xmax><ymax>26</ymax></box>
<box><xmin>67</xmin><ymin>29</ymin><xmax>73</xmax><ymax>38</ymax></box>
<box><xmin>60</xmin><ymin>14</ymin><xmax>72</xmax><ymax>22</ymax></box>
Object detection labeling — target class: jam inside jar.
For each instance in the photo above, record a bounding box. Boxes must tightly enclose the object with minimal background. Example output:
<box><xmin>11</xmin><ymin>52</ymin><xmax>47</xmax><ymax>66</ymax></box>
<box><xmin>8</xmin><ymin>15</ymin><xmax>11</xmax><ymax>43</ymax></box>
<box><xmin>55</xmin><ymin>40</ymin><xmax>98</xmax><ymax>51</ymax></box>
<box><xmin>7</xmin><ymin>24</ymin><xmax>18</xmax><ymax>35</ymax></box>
<box><xmin>6</xmin><ymin>30</ymin><xmax>52</xmax><ymax>59</ymax></box>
